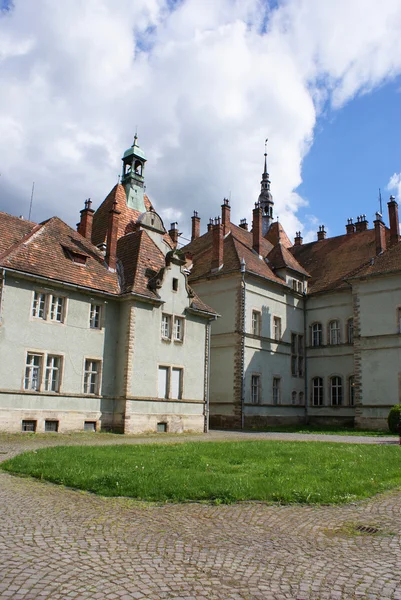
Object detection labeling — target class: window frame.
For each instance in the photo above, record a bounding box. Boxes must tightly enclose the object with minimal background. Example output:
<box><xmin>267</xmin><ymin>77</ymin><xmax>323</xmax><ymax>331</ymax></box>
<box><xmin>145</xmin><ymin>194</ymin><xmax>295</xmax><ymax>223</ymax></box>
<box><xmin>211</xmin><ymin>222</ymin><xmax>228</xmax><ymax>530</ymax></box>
<box><xmin>24</xmin><ymin>352</ymin><xmax>43</xmax><ymax>391</ymax></box>
<box><xmin>251</xmin><ymin>310</ymin><xmax>261</xmax><ymax>336</ymax></box>
<box><xmin>312</xmin><ymin>377</ymin><xmax>323</xmax><ymax>406</ymax></box>
<box><xmin>272</xmin><ymin>377</ymin><xmax>281</xmax><ymax>405</ymax></box>
<box><xmin>347</xmin><ymin>318</ymin><xmax>354</xmax><ymax>344</ymax></box>
<box><xmin>173</xmin><ymin>316</ymin><xmax>184</xmax><ymax>342</ymax></box>
<box><xmin>330</xmin><ymin>376</ymin><xmax>343</xmax><ymax>406</ymax></box>
<box><xmin>311</xmin><ymin>323</ymin><xmax>323</xmax><ymax>347</ymax></box>
<box><xmin>251</xmin><ymin>374</ymin><xmax>261</xmax><ymax>404</ymax></box>
<box><xmin>273</xmin><ymin>316</ymin><xmax>282</xmax><ymax>341</ymax></box>
<box><xmin>161</xmin><ymin>313</ymin><xmax>172</xmax><ymax>340</ymax></box>
<box><xmin>328</xmin><ymin>320</ymin><xmax>341</xmax><ymax>345</ymax></box>
<box><xmin>32</xmin><ymin>291</ymin><xmax>47</xmax><ymax>319</ymax></box>
<box><xmin>31</xmin><ymin>290</ymin><xmax>66</xmax><ymax>324</ymax></box>
<box><xmin>83</xmin><ymin>359</ymin><xmax>101</xmax><ymax>395</ymax></box>
<box><xmin>44</xmin><ymin>354</ymin><xmax>62</xmax><ymax>393</ymax></box>
<box><xmin>89</xmin><ymin>303</ymin><xmax>102</xmax><ymax>330</ymax></box>
<box><xmin>157</xmin><ymin>365</ymin><xmax>184</xmax><ymax>400</ymax></box>
<box><xmin>291</xmin><ymin>333</ymin><xmax>304</xmax><ymax>377</ymax></box>
<box><xmin>49</xmin><ymin>295</ymin><xmax>65</xmax><ymax>323</ymax></box>
<box><xmin>348</xmin><ymin>375</ymin><xmax>355</xmax><ymax>406</ymax></box>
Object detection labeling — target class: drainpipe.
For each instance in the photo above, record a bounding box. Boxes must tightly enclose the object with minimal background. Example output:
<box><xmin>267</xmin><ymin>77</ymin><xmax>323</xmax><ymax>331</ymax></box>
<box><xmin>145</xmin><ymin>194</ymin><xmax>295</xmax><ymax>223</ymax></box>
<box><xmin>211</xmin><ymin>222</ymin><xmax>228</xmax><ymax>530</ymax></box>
<box><xmin>204</xmin><ymin>317</ymin><xmax>215</xmax><ymax>433</ymax></box>
<box><xmin>240</xmin><ymin>258</ymin><xmax>246</xmax><ymax>430</ymax></box>
<box><xmin>0</xmin><ymin>268</ymin><xmax>5</xmax><ymax>324</ymax></box>
<box><xmin>303</xmin><ymin>288</ymin><xmax>308</xmax><ymax>424</ymax></box>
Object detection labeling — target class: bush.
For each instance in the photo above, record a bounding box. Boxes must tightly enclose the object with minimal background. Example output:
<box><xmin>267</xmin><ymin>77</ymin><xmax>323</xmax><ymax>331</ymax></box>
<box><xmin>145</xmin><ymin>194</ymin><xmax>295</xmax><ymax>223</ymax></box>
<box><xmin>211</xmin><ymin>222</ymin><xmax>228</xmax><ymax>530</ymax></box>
<box><xmin>387</xmin><ymin>404</ymin><xmax>401</xmax><ymax>434</ymax></box>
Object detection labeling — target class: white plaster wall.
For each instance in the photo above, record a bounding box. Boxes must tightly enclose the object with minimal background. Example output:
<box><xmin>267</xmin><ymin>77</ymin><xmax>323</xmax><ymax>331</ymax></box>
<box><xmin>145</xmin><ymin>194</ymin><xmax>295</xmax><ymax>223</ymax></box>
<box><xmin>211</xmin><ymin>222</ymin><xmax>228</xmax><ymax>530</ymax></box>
<box><xmin>190</xmin><ymin>275</ymin><xmax>238</xmax><ymax>335</ymax></box>
<box><xmin>130</xmin><ymin>262</ymin><xmax>207</xmax><ymax>401</ymax></box>
<box><xmin>0</xmin><ymin>275</ymin><xmax>119</xmax><ymax>396</ymax></box>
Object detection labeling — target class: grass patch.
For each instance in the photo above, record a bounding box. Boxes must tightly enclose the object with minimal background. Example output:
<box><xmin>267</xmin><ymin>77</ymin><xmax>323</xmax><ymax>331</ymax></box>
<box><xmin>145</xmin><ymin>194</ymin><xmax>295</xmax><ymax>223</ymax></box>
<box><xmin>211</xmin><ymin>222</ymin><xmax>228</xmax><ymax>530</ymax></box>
<box><xmin>2</xmin><ymin>441</ymin><xmax>401</xmax><ymax>504</ymax></box>
<box><xmin>247</xmin><ymin>425</ymin><xmax>395</xmax><ymax>436</ymax></box>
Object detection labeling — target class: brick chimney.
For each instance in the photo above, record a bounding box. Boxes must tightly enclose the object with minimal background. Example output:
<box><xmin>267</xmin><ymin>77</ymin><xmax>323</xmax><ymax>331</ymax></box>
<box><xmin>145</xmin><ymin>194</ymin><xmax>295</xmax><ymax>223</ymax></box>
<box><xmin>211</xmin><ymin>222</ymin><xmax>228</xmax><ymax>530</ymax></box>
<box><xmin>355</xmin><ymin>215</ymin><xmax>368</xmax><ymax>232</ymax></box>
<box><xmin>294</xmin><ymin>231</ymin><xmax>303</xmax><ymax>246</ymax></box>
<box><xmin>317</xmin><ymin>225</ymin><xmax>326</xmax><ymax>241</ymax></box>
<box><xmin>252</xmin><ymin>203</ymin><xmax>263</xmax><ymax>256</ymax></box>
<box><xmin>169</xmin><ymin>222</ymin><xmax>179</xmax><ymax>248</ymax></box>
<box><xmin>346</xmin><ymin>218</ymin><xmax>356</xmax><ymax>235</ymax></box>
<box><xmin>388</xmin><ymin>195</ymin><xmax>400</xmax><ymax>247</ymax></box>
<box><xmin>191</xmin><ymin>211</ymin><xmax>200</xmax><ymax>241</ymax></box>
<box><xmin>239</xmin><ymin>218</ymin><xmax>248</xmax><ymax>231</ymax></box>
<box><xmin>77</xmin><ymin>199</ymin><xmax>94</xmax><ymax>241</ymax></box>
<box><xmin>211</xmin><ymin>218</ymin><xmax>224</xmax><ymax>271</ymax></box>
<box><xmin>374</xmin><ymin>212</ymin><xmax>386</xmax><ymax>255</ymax></box>
<box><xmin>221</xmin><ymin>198</ymin><xmax>231</xmax><ymax>235</ymax></box>
<box><xmin>207</xmin><ymin>218</ymin><xmax>213</xmax><ymax>232</ymax></box>
<box><xmin>105</xmin><ymin>200</ymin><xmax>121</xmax><ymax>271</ymax></box>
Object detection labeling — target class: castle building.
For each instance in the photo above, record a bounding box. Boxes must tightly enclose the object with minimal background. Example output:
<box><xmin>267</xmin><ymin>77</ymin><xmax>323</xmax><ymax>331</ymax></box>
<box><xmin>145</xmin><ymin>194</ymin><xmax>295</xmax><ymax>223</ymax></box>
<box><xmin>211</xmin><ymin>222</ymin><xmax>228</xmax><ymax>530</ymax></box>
<box><xmin>183</xmin><ymin>155</ymin><xmax>401</xmax><ymax>430</ymax></box>
<box><xmin>0</xmin><ymin>138</ymin><xmax>216</xmax><ymax>434</ymax></box>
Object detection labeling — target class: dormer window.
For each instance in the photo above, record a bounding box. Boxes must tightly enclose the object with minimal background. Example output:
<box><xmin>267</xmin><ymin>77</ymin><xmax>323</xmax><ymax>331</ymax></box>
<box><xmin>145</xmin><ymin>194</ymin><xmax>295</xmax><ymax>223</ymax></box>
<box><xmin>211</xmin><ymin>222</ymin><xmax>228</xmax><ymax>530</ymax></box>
<box><xmin>62</xmin><ymin>246</ymin><xmax>88</xmax><ymax>265</ymax></box>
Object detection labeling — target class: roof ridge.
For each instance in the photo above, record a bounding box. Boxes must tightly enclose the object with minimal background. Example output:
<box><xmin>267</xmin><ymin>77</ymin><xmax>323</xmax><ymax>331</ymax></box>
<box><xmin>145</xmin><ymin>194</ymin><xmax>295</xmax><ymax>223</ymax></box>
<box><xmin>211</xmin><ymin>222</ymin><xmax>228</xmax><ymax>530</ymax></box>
<box><xmin>0</xmin><ymin>221</ymin><xmax>45</xmax><ymax>263</ymax></box>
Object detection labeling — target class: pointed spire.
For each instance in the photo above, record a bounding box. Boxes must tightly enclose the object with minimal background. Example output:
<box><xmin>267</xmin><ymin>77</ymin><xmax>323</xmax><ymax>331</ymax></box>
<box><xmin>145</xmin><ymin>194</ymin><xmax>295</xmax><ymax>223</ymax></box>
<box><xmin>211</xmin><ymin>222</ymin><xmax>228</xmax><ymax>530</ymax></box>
<box><xmin>258</xmin><ymin>139</ymin><xmax>274</xmax><ymax>236</ymax></box>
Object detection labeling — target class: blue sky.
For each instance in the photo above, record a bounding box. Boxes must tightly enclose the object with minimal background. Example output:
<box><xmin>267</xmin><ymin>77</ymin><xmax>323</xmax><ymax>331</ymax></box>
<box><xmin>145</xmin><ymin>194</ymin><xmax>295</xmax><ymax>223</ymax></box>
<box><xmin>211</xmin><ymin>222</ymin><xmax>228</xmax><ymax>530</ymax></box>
<box><xmin>298</xmin><ymin>77</ymin><xmax>401</xmax><ymax>237</ymax></box>
<box><xmin>0</xmin><ymin>0</ymin><xmax>400</xmax><ymax>243</ymax></box>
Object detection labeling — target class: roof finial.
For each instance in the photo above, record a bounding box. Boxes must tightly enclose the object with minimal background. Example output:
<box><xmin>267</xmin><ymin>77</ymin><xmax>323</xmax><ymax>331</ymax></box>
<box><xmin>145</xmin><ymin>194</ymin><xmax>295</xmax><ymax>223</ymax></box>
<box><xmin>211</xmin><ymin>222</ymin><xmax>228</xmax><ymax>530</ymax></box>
<box><xmin>132</xmin><ymin>126</ymin><xmax>138</xmax><ymax>147</ymax></box>
<box><xmin>264</xmin><ymin>138</ymin><xmax>268</xmax><ymax>174</ymax></box>
<box><xmin>379</xmin><ymin>188</ymin><xmax>383</xmax><ymax>215</ymax></box>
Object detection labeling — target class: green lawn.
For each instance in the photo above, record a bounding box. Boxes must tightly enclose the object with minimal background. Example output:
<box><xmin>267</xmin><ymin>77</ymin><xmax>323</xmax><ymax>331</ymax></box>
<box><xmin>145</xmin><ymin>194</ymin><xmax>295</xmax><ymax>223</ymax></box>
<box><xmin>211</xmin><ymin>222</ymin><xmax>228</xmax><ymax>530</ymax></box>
<box><xmin>247</xmin><ymin>425</ymin><xmax>395</xmax><ymax>436</ymax></box>
<box><xmin>2</xmin><ymin>441</ymin><xmax>401</xmax><ymax>504</ymax></box>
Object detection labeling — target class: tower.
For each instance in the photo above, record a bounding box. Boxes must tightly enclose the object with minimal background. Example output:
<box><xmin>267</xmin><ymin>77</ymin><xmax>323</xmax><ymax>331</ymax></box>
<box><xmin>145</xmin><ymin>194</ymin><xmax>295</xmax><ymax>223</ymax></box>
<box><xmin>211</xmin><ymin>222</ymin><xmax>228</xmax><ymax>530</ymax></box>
<box><xmin>258</xmin><ymin>149</ymin><xmax>274</xmax><ymax>236</ymax></box>
<box><xmin>121</xmin><ymin>134</ymin><xmax>147</xmax><ymax>212</ymax></box>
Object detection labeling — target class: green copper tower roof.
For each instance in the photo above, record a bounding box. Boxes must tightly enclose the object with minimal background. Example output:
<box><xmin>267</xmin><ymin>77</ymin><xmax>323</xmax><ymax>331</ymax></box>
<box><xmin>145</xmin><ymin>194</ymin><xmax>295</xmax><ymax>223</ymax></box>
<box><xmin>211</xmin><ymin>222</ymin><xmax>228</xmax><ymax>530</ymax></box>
<box><xmin>123</xmin><ymin>134</ymin><xmax>147</xmax><ymax>160</ymax></box>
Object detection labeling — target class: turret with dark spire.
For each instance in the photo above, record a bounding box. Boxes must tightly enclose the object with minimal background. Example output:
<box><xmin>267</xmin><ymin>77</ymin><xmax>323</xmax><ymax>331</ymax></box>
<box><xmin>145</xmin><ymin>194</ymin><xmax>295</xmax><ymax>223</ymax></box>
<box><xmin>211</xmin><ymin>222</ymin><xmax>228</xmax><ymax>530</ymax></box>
<box><xmin>258</xmin><ymin>139</ymin><xmax>274</xmax><ymax>236</ymax></box>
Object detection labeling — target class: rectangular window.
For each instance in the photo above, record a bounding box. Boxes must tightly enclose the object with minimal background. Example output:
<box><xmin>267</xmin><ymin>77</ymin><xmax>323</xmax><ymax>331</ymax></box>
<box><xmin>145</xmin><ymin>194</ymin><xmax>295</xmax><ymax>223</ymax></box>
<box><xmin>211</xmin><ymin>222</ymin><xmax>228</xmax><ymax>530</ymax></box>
<box><xmin>173</xmin><ymin>317</ymin><xmax>184</xmax><ymax>342</ymax></box>
<box><xmin>251</xmin><ymin>310</ymin><xmax>261</xmax><ymax>336</ymax></box>
<box><xmin>157</xmin><ymin>422</ymin><xmax>168</xmax><ymax>432</ymax></box>
<box><xmin>329</xmin><ymin>320</ymin><xmax>340</xmax><ymax>345</ymax></box>
<box><xmin>161</xmin><ymin>314</ymin><xmax>171</xmax><ymax>340</ymax></box>
<box><xmin>32</xmin><ymin>292</ymin><xmax>46</xmax><ymax>319</ymax></box>
<box><xmin>84</xmin><ymin>421</ymin><xmax>97</xmax><ymax>432</ymax></box>
<box><xmin>22</xmin><ymin>419</ymin><xmax>37</xmax><ymax>432</ymax></box>
<box><xmin>251</xmin><ymin>374</ymin><xmax>261</xmax><ymax>404</ymax></box>
<box><xmin>272</xmin><ymin>377</ymin><xmax>281</xmax><ymax>405</ymax></box>
<box><xmin>291</xmin><ymin>334</ymin><xmax>304</xmax><ymax>377</ymax></box>
<box><xmin>24</xmin><ymin>353</ymin><xmax>42</xmax><ymax>390</ymax></box>
<box><xmin>349</xmin><ymin>376</ymin><xmax>355</xmax><ymax>406</ymax></box>
<box><xmin>158</xmin><ymin>366</ymin><xmax>169</xmax><ymax>399</ymax></box>
<box><xmin>311</xmin><ymin>323</ymin><xmax>323</xmax><ymax>346</ymax></box>
<box><xmin>83</xmin><ymin>359</ymin><xmax>101</xmax><ymax>395</ymax></box>
<box><xmin>347</xmin><ymin>318</ymin><xmax>354</xmax><ymax>344</ymax></box>
<box><xmin>273</xmin><ymin>316</ymin><xmax>282</xmax><ymax>341</ymax></box>
<box><xmin>331</xmin><ymin>376</ymin><xmax>343</xmax><ymax>406</ymax></box>
<box><xmin>172</xmin><ymin>278</ymin><xmax>178</xmax><ymax>291</ymax></box>
<box><xmin>90</xmin><ymin>304</ymin><xmax>102</xmax><ymax>329</ymax></box>
<box><xmin>312</xmin><ymin>377</ymin><xmax>323</xmax><ymax>406</ymax></box>
<box><xmin>44</xmin><ymin>355</ymin><xmax>62</xmax><ymax>392</ymax></box>
<box><xmin>50</xmin><ymin>295</ymin><xmax>65</xmax><ymax>322</ymax></box>
<box><xmin>171</xmin><ymin>368</ymin><xmax>183</xmax><ymax>399</ymax></box>
<box><xmin>45</xmin><ymin>420</ymin><xmax>59</xmax><ymax>432</ymax></box>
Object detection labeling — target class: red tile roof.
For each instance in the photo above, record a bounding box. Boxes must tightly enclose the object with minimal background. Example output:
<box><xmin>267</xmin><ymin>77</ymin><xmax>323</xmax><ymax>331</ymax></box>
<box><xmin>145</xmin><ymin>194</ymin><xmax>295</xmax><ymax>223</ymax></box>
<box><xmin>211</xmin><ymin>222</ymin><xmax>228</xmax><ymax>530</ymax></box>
<box><xmin>0</xmin><ymin>213</ymin><xmax>119</xmax><ymax>294</ymax></box>
<box><xmin>0</xmin><ymin>210</ymin><xmax>216</xmax><ymax>316</ymax></box>
<box><xmin>91</xmin><ymin>184</ymin><xmax>154</xmax><ymax>247</ymax></box>
<box><xmin>290</xmin><ymin>228</ymin><xmax>391</xmax><ymax>294</ymax></box>
<box><xmin>183</xmin><ymin>222</ymin><xmax>286</xmax><ymax>286</ymax></box>
<box><xmin>265</xmin><ymin>221</ymin><xmax>293</xmax><ymax>248</ymax></box>
<box><xmin>266</xmin><ymin>243</ymin><xmax>310</xmax><ymax>277</ymax></box>
<box><xmin>350</xmin><ymin>239</ymin><xmax>401</xmax><ymax>280</ymax></box>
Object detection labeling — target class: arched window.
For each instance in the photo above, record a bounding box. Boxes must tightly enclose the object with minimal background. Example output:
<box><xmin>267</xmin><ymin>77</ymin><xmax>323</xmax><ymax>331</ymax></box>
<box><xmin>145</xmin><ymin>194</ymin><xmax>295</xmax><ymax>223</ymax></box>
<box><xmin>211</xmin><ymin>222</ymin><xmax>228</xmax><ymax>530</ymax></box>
<box><xmin>291</xmin><ymin>391</ymin><xmax>297</xmax><ymax>404</ymax></box>
<box><xmin>134</xmin><ymin>160</ymin><xmax>143</xmax><ymax>176</ymax></box>
<box><xmin>330</xmin><ymin>376</ymin><xmax>343</xmax><ymax>406</ymax></box>
<box><xmin>312</xmin><ymin>377</ymin><xmax>323</xmax><ymax>406</ymax></box>
<box><xmin>329</xmin><ymin>320</ymin><xmax>340</xmax><ymax>345</ymax></box>
<box><xmin>311</xmin><ymin>323</ymin><xmax>323</xmax><ymax>347</ymax></box>
<box><xmin>347</xmin><ymin>318</ymin><xmax>354</xmax><ymax>344</ymax></box>
<box><xmin>349</xmin><ymin>376</ymin><xmax>355</xmax><ymax>406</ymax></box>
<box><xmin>299</xmin><ymin>391</ymin><xmax>304</xmax><ymax>405</ymax></box>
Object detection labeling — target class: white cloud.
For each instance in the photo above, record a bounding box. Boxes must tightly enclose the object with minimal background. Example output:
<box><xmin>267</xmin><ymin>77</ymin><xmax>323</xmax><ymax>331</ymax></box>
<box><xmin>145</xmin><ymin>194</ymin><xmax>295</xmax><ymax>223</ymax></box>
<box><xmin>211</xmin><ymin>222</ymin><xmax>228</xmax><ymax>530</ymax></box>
<box><xmin>388</xmin><ymin>173</ymin><xmax>401</xmax><ymax>200</ymax></box>
<box><xmin>0</xmin><ymin>0</ymin><xmax>400</xmax><ymax>242</ymax></box>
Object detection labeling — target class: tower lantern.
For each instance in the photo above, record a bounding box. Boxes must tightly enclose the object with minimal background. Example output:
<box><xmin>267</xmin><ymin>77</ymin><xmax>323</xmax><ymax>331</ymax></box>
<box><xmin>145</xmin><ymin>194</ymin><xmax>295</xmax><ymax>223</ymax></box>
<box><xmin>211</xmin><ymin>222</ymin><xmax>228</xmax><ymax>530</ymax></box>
<box><xmin>258</xmin><ymin>140</ymin><xmax>274</xmax><ymax>236</ymax></box>
<box><xmin>121</xmin><ymin>134</ymin><xmax>147</xmax><ymax>212</ymax></box>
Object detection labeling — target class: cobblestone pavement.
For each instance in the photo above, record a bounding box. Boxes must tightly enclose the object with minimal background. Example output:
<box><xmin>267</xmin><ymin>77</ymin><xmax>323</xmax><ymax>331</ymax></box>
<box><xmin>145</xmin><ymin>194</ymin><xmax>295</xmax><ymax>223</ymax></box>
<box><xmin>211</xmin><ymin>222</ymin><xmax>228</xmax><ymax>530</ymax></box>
<box><xmin>1</xmin><ymin>431</ymin><xmax>400</xmax><ymax>600</ymax></box>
